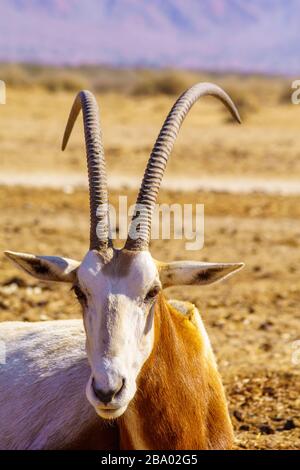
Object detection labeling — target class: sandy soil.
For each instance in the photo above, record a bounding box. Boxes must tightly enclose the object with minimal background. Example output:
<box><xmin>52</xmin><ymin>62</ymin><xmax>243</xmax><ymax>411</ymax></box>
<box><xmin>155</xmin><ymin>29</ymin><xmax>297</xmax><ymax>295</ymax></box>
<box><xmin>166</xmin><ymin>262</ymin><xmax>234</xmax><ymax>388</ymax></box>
<box><xmin>0</xmin><ymin>185</ymin><xmax>299</xmax><ymax>450</ymax></box>
<box><xmin>1</xmin><ymin>90</ymin><xmax>300</xmax><ymax>181</ymax></box>
<box><xmin>0</xmin><ymin>172</ymin><xmax>300</xmax><ymax>195</ymax></box>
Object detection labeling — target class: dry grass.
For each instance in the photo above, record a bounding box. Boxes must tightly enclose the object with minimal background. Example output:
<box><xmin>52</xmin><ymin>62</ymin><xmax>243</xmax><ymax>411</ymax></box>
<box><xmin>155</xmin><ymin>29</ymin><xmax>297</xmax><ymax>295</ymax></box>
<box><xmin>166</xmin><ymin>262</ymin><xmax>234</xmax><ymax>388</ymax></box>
<box><xmin>0</xmin><ymin>63</ymin><xmax>291</xmax><ymax>103</ymax></box>
<box><xmin>1</xmin><ymin>85</ymin><xmax>300</xmax><ymax>179</ymax></box>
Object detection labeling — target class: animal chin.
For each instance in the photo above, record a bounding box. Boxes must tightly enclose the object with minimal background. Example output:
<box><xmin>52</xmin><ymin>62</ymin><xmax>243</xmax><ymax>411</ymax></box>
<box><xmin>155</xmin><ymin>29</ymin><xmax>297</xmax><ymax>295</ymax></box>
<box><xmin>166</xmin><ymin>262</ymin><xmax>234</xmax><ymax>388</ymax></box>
<box><xmin>95</xmin><ymin>405</ymin><xmax>128</xmax><ymax>420</ymax></box>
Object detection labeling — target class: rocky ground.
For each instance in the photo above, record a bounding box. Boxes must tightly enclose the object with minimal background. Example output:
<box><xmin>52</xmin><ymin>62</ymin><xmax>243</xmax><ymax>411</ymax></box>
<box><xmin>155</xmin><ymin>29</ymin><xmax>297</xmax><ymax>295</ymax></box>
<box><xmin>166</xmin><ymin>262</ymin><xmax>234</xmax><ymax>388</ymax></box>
<box><xmin>0</xmin><ymin>185</ymin><xmax>299</xmax><ymax>449</ymax></box>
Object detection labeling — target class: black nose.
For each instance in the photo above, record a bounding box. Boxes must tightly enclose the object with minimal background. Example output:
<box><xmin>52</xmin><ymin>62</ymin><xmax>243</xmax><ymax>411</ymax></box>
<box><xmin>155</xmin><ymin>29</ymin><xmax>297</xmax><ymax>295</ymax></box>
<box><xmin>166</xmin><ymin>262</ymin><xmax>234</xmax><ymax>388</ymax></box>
<box><xmin>92</xmin><ymin>378</ymin><xmax>125</xmax><ymax>404</ymax></box>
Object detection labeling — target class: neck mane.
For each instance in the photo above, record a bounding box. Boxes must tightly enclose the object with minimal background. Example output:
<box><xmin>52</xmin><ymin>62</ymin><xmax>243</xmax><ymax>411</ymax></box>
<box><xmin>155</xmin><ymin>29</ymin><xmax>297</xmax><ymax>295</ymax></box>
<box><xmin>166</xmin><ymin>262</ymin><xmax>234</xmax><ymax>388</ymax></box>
<box><xmin>119</xmin><ymin>293</ymin><xmax>233</xmax><ymax>450</ymax></box>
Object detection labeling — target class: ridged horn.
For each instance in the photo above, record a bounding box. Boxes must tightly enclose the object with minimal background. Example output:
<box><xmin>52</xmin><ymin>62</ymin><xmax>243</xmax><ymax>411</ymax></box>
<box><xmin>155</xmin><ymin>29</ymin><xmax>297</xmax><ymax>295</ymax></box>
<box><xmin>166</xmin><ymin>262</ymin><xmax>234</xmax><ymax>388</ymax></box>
<box><xmin>62</xmin><ymin>90</ymin><xmax>110</xmax><ymax>251</ymax></box>
<box><xmin>125</xmin><ymin>82</ymin><xmax>241</xmax><ymax>251</ymax></box>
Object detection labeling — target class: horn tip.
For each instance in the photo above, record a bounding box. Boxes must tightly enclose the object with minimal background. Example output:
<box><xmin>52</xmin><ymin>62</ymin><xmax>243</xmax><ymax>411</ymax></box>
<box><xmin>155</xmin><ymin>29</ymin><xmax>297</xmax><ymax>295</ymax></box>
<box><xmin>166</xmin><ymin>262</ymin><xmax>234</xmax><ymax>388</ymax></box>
<box><xmin>61</xmin><ymin>129</ymin><xmax>70</xmax><ymax>151</ymax></box>
<box><xmin>230</xmin><ymin>101</ymin><xmax>242</xmax><ymax>124</ymax></box>
<box><xmin>236</xmin><ymin>110</ymin><xmax>242</xmax><ymax>124</ymax></box>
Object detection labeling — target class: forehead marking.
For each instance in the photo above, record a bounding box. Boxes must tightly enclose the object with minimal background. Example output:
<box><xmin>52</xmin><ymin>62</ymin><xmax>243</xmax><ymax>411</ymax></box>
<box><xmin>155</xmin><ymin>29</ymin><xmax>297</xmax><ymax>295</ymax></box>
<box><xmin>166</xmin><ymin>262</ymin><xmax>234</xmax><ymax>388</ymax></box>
<box><xmin>78</xmin><ymin>249</ymin><xmax>159</xmax><ymax>295</ymax></box>
<box><xmin>102</xmin><ymin>250</ymin><xmax>138</xmax><ymax>278</ymax></box>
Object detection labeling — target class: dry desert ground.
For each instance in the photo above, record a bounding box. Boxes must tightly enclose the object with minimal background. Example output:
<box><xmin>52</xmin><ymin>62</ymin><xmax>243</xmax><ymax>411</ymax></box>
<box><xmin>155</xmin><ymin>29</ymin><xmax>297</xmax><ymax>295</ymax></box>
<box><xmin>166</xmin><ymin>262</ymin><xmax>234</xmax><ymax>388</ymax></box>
<box><xmin>0</xmin><ymin>83</ymin><xmax>299</xmax><ymax>449</ymax></box>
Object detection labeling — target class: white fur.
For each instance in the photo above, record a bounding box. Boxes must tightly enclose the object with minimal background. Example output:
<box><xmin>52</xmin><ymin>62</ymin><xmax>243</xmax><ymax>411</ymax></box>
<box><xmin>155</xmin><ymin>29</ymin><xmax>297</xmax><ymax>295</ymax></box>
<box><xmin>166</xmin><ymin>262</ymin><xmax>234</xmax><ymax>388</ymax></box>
<box><xmin>78</xmin><ymin>251</ymin><xmax>157</xmax><ymax>419</ymax></box>
<box><xmin>0</xmin><ymin>320</ymin><xmax>103</xmax><ymax>449</ymax></box>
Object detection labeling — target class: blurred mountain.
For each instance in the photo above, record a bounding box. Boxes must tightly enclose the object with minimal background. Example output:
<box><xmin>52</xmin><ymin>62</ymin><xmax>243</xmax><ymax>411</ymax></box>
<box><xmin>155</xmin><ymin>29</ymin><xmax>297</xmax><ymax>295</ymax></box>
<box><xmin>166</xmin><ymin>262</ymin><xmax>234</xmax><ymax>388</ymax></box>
<box><xmin>0</xmin><ymin>0</ymin><xmax>299</xmax><ymax>74</ymax></box>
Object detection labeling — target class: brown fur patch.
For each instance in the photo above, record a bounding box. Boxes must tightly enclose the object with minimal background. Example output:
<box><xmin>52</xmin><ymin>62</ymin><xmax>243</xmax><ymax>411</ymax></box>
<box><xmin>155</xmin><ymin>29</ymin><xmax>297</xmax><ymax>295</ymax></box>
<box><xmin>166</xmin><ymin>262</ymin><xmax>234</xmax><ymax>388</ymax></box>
<box><xmin>94</xmin><ymin>247</ymin><xmax>114</xmax><ymax>265</ymax></box>
<box><xmin>119</xmin><ymin>293</ymin><xmax>233</xmax><ymax>450</ymax></box>
<box><xmin>101</xmin><ymin>249</ymin><xmax>140</xmax><ymax>278</ymax></box>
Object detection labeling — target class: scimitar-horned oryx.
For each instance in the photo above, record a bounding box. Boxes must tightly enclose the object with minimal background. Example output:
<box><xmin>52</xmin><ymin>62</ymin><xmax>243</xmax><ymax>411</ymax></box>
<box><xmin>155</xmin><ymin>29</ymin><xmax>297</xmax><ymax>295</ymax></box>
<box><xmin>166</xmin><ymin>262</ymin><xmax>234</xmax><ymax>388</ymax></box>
<box><xmin>3</xmin><ymin>83</ymin><xmax>244</xmax><ymax>449</ymax></box>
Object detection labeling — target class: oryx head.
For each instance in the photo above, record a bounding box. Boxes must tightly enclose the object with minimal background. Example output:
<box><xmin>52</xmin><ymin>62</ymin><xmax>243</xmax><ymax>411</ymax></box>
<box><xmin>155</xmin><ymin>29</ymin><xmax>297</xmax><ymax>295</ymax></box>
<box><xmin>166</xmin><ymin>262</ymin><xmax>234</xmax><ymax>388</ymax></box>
<box><xmin>5</xmin><ymin>83</ymin><xmax>244</xmax><ymax>419</ymax></box>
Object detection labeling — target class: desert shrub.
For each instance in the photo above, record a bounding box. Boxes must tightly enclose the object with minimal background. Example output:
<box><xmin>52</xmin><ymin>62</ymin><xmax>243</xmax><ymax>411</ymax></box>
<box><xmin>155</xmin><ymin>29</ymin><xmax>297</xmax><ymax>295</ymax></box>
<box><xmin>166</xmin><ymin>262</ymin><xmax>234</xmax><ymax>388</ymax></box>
<box><xmin>37</xmin><ymin>70</ymin><xmax>89</xmax><ymax>92</ymax></box>
<box><xmin>0</xmin><ymin>63</ymin><xmax>289</xmax><ymax>106</ymax></box>
<box><xmin>132</xmin><ymin>70</ymin><xmax>198</xmax><ymax>96</ymax></box>
<box><xmin>90</xmin><ymin>67</ymin><xmax>138</xmax><ymax>94</ymax></box>
<box><xmin>222</xmin><ymin>85</ymin><xmax>259</xmax><ymax>119</ymax></box>
<box><xmin>0</xmin><ymin>63</ymin><xmax>32</xmax><ymax>87</ymax></box>
<box><xmin>216</xmin><ymin>75</ymin><xmax>287</xmax><ymax>121</ymax></box>
<box><xmin>0</xmin><ymin>63</ymin><xmax>89</xmax><ymax>91</ymax></box>
<box><xmin>152</xmin><ymin>71</ymin><xmax>193</xmax><ymax>95</ymax></box>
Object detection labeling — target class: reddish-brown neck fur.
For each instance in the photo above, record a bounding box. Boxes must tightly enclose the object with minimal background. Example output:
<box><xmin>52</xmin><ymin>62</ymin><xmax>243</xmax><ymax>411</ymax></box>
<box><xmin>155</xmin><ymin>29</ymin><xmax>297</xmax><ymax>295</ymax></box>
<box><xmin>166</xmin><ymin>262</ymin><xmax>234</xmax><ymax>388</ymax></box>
<box><xmin>119</xmin><ymin>293</ymin><xmax>233</xmax><ymax>450</ymax></box>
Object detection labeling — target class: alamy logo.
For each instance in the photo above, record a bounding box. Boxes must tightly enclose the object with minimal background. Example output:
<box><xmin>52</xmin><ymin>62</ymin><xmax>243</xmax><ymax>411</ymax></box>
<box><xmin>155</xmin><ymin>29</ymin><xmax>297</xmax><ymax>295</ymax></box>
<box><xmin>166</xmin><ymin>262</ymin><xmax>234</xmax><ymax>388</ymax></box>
<box><xmin>96</xmin><ymin>198</ymin><xmax>205</xmax><ymax>251</ymax></box>
<box><xmin>291</xmin><ymin>80</ymin><xmax>300</xmax><ymax>104</ymax></box>
<box><xmin>291</xmin><ymin>340</ymin><xmax>300</xmax><ymax>365</ymax></box>
<box><xmin>0</xmin><ymin>80</ymin><xmax>6</xmax><ymax>104</ymax></box>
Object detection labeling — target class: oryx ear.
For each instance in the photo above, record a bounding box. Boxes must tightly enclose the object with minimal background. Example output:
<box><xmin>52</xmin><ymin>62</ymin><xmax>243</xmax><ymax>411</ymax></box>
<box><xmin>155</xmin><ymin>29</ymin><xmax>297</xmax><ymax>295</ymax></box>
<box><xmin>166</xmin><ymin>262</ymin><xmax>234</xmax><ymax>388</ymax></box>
<box><xmin>158</xmin><ymin>261</ymin><xmax>244</xmax><ymax>288</ymax></box>
<box><xmin>4</xmin><ymin>251</ymin><xmax>80</xmax><ymax>283</ymax></box>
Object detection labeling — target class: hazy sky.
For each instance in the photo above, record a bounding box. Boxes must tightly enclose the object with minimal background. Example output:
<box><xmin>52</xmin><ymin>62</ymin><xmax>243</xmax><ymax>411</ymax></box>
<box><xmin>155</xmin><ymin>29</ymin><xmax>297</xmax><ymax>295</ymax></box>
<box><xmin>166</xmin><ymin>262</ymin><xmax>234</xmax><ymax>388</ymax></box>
<box><xmin>0</xmin><ymin>0</ymin><xmax>299</xmax><ymax>75</ymax></box>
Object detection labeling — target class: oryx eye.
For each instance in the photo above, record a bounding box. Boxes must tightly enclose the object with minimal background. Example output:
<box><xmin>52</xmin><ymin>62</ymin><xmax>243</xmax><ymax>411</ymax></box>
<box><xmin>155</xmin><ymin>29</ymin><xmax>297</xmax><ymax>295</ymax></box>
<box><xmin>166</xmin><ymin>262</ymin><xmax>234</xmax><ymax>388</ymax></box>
<box><xmin>72</xmin><ymin>285</ymin><xmax>87</xmax><ymax>304</ymax></box>
<box><xmin>144</xmin><ymin>286</ymin><xmax>160</xmax><ymax>303</ymax></box>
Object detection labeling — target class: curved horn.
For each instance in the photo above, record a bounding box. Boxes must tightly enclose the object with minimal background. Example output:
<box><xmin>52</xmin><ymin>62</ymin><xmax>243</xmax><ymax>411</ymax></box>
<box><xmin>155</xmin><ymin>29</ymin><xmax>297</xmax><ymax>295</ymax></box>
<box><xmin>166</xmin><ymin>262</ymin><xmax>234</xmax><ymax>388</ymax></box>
<box><xmin>125</xmin><ymin>82</ymin><xmax>241</xmax><ymax>251</ymax></box>
<box><xmin>62</xmin><ymin>90</ymin><xmax>110</xmax><ymax>251</ymax></box>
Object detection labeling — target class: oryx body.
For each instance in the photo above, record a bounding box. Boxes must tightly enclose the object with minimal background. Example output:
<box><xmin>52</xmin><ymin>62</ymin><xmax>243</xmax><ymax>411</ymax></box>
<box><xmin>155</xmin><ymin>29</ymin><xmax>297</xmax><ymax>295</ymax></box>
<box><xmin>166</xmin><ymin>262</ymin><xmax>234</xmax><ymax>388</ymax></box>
<box><xmin>1</xmin><ymin>83</ymin><xmax>244</xmax><ymax>449</ymax></box>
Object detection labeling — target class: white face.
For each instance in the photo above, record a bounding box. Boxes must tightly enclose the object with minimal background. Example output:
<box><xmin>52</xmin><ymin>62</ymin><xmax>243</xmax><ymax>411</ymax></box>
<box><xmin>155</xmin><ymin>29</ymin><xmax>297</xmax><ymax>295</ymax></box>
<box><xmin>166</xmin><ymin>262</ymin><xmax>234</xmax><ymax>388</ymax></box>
<box><xmin>76</xmin><ymin>249</ymin><xmax>160</xmax><ymax>419</ymax></box>
<box><xmin>5</xmin><ymin>245</ymin><xmax>244</xmax><ymax>420</ymax></box>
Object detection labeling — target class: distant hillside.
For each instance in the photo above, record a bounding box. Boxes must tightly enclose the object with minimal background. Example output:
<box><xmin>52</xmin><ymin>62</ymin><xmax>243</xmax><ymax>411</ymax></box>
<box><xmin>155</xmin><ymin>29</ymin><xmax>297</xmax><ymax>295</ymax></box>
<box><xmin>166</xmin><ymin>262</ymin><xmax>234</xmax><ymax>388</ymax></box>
<box><xmin>0</xmin><ymin>0</ymin><xmax>299</xmax><ymax>74</ymax></box>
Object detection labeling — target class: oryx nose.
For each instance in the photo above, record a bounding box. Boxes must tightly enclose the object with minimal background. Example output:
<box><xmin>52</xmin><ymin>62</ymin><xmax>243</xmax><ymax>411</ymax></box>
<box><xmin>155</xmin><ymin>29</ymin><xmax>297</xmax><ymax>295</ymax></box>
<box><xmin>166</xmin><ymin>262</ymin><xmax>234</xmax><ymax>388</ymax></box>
<box><xmin>92</xmin><ymin>377</ymin><xmax>125</xmax><ymax>404</ymax></box>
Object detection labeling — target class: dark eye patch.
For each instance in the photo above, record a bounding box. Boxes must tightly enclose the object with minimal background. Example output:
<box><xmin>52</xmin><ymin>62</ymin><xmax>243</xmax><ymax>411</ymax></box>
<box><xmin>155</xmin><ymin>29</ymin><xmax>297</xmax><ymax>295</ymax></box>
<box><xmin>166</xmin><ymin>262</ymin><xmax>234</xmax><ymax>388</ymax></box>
<box><xmin>144</xmin><ymin>285</ymin><xmax>161</xmax><ymax>303</ymax></box>
<box><xmin>71</xmin><ymin>284</ymin><xmax>87</xmax><ymax>305</ymax></box>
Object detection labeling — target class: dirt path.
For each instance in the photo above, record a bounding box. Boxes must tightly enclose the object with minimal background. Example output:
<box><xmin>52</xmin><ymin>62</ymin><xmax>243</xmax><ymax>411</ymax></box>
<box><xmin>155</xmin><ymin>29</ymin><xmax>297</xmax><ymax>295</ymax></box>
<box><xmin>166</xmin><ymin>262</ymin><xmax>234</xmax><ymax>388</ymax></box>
<box><xmin>0</xmin><ymin>172</ymin><xmax>299</xmax><ymax>195</ymax></box>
